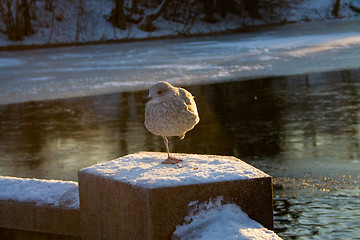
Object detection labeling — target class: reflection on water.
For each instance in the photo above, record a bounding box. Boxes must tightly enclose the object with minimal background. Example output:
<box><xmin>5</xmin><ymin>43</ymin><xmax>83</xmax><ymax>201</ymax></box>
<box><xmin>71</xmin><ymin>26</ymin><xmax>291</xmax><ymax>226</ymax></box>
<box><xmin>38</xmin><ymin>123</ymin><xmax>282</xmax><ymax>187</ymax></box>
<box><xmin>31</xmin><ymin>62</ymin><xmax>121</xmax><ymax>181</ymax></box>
<box><xmin>0</xmin><ymin>69</ymin><xmax>359</xmax><ymax>239</ymax></box>
<box><xmin>274</xmin><ymin>191</ymin><xmax>360</xmax><ymax>239</ymax></box>
<box><xmin>0</xmin><ymin>92</ymin><xmax>148</xmax><ymax>180</ymax></box>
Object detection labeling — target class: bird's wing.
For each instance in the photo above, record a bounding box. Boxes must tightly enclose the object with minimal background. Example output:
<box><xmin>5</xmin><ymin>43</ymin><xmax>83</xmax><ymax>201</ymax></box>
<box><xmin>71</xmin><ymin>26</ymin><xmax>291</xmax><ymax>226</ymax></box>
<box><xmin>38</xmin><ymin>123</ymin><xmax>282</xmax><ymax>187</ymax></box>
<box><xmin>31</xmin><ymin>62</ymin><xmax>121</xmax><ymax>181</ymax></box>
<box><xmin>178</xmin><ymin>87</ymin><xmax>198</xmax><ymax>115</ymax></box>
<box><xmin>178</xmin><ymin>87</ymin><xmax>194</xmax><ymax>106</ymax></box>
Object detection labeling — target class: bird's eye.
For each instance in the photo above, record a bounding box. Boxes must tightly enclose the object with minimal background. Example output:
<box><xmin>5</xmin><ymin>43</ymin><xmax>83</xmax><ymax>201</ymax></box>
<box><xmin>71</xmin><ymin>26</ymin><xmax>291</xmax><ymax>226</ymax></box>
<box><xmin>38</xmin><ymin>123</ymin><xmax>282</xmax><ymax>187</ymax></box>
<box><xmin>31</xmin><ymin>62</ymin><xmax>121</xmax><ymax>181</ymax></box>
<box><xmin>157</xmin><ymin>90</ymin><xmax>164</xmax><ymax>95</ymax></box>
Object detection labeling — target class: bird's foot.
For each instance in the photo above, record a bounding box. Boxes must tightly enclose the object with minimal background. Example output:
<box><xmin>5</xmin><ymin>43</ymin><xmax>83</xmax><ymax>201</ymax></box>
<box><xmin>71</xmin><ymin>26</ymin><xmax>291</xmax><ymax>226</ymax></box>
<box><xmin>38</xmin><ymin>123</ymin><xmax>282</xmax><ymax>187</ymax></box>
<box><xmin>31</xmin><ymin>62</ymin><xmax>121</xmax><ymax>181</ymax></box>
<box><xmin>162</xmin><ymin>156</ymin><xmax>183</xmax><ymax>164</ymax></box>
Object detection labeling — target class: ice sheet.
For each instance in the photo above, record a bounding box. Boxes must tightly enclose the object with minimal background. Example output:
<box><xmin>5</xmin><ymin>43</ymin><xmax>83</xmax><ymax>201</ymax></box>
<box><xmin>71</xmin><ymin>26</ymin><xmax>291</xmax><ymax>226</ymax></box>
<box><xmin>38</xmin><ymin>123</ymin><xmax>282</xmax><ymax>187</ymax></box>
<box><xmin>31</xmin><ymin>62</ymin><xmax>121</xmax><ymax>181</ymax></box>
<box><xmin>1</xmin><ymin>19</ymin><xmax>360</xmax><ymax>105</ymax></box>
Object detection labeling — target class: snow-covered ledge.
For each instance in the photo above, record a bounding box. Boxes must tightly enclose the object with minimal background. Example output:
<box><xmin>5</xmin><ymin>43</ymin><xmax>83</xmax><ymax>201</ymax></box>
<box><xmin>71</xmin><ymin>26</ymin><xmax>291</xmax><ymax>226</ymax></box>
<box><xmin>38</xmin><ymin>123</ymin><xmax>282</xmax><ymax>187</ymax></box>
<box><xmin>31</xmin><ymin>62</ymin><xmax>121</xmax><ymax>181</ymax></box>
<box><xmin>0</xmin><ymin>177</ymin><xmax>80</xmax><ymax>237</ymax></box>
<box><xmin>78</xmin><ymin>152</ymin><xmax>274</xmax><ymax>240</ymax></box>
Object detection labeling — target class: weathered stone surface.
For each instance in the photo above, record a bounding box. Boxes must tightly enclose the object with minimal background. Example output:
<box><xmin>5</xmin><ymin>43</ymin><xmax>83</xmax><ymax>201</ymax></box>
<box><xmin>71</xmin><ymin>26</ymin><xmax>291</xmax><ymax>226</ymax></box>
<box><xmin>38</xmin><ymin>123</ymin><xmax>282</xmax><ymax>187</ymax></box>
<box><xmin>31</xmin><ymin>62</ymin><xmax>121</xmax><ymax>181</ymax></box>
<box><xmin>0</xmin><ymin>200</ymin><xmax>80</xmax><ymax>237</ymax></box>
<box><xmin>78</xmin><ymin>152</ymin><xmax>273</xmax><ymax>240</ymax></box>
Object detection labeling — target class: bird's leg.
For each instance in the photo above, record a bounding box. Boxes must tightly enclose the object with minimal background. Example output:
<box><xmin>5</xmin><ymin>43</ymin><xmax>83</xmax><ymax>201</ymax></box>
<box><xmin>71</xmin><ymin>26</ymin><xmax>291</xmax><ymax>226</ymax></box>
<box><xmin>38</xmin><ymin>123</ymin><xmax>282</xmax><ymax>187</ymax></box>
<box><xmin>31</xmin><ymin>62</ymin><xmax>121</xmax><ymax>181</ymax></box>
<box><xmin>163</xmin><ymin>136</ymin><xmax>170</xmax><ymax>159</ymax></box>
<box><xmin>162</xmin><ymin>136</ymin><xmax>182</xmax><ymax>164</ymax></box>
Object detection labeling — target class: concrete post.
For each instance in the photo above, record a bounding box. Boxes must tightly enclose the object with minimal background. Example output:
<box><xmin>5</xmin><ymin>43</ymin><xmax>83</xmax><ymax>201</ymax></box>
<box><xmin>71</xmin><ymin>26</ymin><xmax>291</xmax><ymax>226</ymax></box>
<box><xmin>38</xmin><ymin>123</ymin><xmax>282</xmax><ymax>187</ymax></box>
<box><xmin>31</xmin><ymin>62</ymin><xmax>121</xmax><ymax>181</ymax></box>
<box><xmin>78</xmin><ymin>152</ymin><xmax>273</xmax><ymax>240</ymax></box>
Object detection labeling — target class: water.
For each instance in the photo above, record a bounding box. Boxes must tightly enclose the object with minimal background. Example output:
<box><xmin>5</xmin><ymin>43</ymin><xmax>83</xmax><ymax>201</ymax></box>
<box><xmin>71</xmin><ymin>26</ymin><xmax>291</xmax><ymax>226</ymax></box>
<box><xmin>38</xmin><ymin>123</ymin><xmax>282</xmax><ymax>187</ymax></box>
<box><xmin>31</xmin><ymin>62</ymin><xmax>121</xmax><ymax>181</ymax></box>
<box><xmin>1</xmin><ymin>19</ymin><xmax>360</xmax><ymax>239</ymax></box>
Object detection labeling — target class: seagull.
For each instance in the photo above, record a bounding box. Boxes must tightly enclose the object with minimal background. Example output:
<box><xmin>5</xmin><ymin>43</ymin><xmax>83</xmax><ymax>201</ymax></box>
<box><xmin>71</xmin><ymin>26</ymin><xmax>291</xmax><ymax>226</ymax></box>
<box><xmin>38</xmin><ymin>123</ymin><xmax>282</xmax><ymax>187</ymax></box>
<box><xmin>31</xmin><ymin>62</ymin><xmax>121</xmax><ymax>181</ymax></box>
<box><xmin>141</xmin><ymin>81</ymin><xmax>200</xmax><ymax>164</ymax></box>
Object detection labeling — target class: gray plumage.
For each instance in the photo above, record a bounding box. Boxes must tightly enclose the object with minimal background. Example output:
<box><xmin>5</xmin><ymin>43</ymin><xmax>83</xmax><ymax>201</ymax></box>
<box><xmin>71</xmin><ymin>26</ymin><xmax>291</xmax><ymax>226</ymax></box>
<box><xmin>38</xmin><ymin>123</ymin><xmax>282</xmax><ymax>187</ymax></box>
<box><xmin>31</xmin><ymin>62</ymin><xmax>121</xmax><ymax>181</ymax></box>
<box><xmin>142</xmin><ymin>81</ymin><xmax>199</xmax><ymax>164</ymax></box>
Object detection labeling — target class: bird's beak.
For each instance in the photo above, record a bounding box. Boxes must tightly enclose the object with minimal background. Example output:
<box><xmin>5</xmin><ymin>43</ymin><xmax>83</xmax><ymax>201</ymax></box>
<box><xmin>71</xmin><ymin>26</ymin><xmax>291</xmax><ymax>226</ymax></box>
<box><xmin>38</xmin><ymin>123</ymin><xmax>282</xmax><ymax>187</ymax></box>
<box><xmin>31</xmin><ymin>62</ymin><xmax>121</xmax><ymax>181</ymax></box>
<box><xmin>141</xmin><ymin>96</ymin><xmax>151</xmax><ymax>105</ymax></box>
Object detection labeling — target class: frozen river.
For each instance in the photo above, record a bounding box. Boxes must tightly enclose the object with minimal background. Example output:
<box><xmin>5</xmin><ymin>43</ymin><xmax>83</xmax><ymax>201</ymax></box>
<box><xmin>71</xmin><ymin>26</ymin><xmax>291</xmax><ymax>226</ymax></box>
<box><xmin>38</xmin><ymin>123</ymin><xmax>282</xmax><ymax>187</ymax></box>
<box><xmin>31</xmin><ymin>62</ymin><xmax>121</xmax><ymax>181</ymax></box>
<box><xmin>0</xmin><ymin>19</ymin><xmax>360</xmax><ymax>239</ymax></box>
<box><xmin>1</xmin><ymin>19</ymin><xmax>360</xmax><ymax>105</ymax></box>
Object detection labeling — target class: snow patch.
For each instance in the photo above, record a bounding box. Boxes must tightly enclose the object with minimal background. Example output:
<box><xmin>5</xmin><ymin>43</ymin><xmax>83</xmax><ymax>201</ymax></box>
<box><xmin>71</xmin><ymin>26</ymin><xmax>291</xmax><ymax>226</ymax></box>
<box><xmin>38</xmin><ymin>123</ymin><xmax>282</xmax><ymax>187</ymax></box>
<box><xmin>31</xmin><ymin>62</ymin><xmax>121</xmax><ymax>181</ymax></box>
<box><xmin>0</xmin><ymin>176</ymin><xmax>79</xmax><ymax>209</ymax></box>
<box><xmin>173</xmin><ymin>197</ymin><xmax>281</xmax><ymax>240</ymax></box>
<box><xmin>286</xmin><ymin>33</ymin><xmax>360</xmax><ymax>57</ymax></box>
<box><xmin>80</xmin><ymin>152</ymin><xmax>269</xmax><ymax>188</ymax></box>
<box><xmin>25</xmin><ymin>76</ymin><xmax>56</xmax><ymax>82</ymax></box>
<box><xmin>0</xmin><ymin>58</ymin><xmax>23</xmax><ymax>67</ymax></box>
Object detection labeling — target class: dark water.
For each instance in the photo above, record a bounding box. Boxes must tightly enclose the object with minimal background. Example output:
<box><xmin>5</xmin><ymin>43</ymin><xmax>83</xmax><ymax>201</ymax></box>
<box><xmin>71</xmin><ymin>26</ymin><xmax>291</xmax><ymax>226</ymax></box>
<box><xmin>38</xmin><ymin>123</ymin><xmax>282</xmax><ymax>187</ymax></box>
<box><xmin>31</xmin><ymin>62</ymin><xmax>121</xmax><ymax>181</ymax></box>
<box><xmin>1</xmin><ymin>69</ymin><xmax>359</xmax><ymax>239</ymax></box>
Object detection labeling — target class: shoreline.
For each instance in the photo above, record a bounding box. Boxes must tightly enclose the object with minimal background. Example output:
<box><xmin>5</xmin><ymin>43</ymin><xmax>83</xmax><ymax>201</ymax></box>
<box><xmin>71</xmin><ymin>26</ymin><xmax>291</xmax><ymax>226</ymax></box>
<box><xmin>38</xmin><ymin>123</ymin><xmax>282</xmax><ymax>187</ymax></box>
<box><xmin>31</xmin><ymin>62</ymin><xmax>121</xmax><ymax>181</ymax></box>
<box><xmin>0</xmin><ymin>20</ymin><xmax>291</xmax><ymax>51</ymax></box>
<box><xmin>0</xmin><ymin>17</ymin><xmax>355</xmax><ymax>52</ymax></box>
<box><xmin>1</xmin><ymin>0</ymin><xmax>359</xmax><ymax>52</ymax></box>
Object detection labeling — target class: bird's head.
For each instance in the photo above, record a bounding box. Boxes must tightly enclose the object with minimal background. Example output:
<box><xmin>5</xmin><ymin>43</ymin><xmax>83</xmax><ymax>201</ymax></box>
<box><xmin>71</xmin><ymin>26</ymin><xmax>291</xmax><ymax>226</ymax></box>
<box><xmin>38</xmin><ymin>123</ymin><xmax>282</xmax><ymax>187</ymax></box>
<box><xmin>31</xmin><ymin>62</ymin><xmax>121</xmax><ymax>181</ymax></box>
<box><xmin>141</xmin><ymin>81</ymin><xmax>177</xmax><ymax>105</ymax></box>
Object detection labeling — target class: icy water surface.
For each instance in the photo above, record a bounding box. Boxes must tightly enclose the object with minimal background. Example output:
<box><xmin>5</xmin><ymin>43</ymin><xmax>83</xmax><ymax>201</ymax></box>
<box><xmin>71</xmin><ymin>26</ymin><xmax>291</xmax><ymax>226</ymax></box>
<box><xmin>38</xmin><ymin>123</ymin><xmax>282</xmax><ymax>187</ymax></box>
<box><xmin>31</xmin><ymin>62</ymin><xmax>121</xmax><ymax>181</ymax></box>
<box><xmin>1</xmin><ymin>19</ymin><xmax>360</xmax><ymax>105</ymax></box>
<box><xmin>1</xmin><ymin>69</ymin><xmax>359</xmax><ymax>239</ymax></box>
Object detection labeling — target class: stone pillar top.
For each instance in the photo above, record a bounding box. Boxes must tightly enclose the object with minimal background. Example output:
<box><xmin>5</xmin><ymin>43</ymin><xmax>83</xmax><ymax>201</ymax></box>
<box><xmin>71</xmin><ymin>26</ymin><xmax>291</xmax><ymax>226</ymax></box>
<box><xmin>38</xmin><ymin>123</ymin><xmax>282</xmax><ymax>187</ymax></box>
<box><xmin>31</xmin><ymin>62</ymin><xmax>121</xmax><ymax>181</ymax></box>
<box><xmin>79</xmin><ymin>152</ymin><xmax>270</xmax><ymax>188</ymax></box>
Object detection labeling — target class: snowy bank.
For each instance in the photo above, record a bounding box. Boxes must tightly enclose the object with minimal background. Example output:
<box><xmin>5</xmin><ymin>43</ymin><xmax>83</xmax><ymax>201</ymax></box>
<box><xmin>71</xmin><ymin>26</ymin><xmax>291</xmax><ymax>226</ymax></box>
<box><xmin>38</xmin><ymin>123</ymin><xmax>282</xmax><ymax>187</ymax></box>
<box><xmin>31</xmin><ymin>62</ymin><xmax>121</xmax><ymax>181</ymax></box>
<box><xmin>0</xmin><ymin>0</ymin><xmax>359</xmax><ymax>48</ymax></box>
<box><xmin>173</xmin><ymin>197</ymin><xmax>281</xmax><ymax>240</ymax></box>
